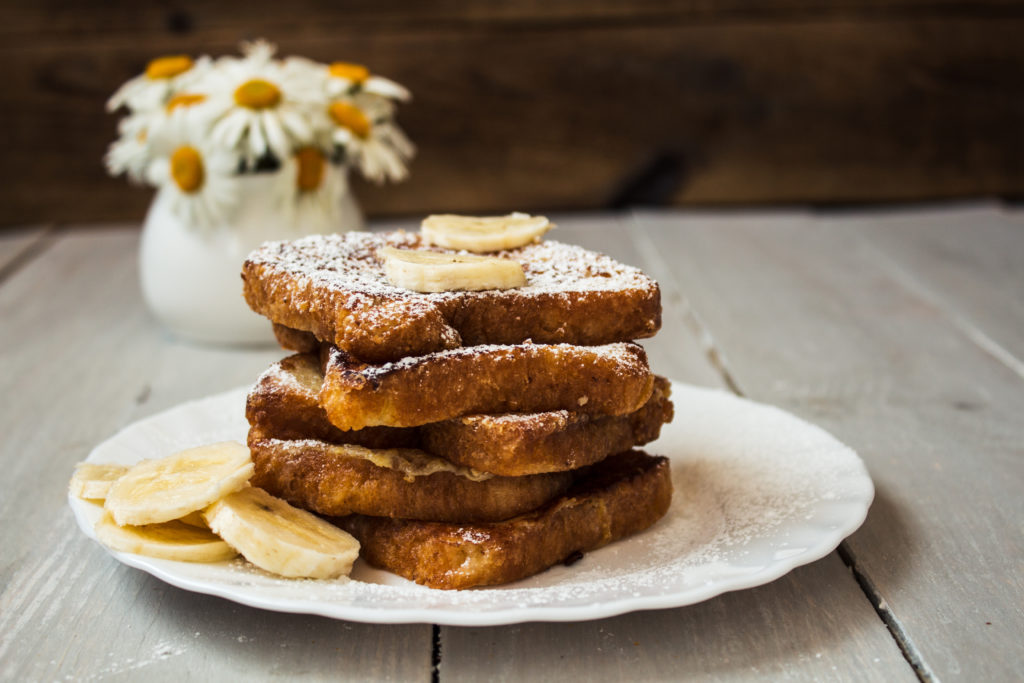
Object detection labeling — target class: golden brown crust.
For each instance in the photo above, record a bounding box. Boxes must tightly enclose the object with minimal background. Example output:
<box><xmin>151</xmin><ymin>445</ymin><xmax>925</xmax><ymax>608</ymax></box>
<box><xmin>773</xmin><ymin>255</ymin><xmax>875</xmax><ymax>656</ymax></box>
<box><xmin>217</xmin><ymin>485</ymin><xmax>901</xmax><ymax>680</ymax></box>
<box><xmin>247</xmin><ymin>354</ymin><xmax>672</xmax><ymax>475</ymax></box>
<box><xmin>426</xmin><ymin>377</ymin><xmax>673</xmax><ymax>476</ymax></box>
<box><xmin>248</xmin><ymin>434</ymin><xmax>574</xmax><ymax>523</ymax></box>
<box><xmin>272</xmin><ymin>323</ymin><xmax>320</xmax><ymax>354</ymax></box>
<box><xmin>242</xmin><ymin>232</ymin><xmax>661</xmax><ymax>363</ymax></box>
<box><xmin>244</xmin><ymin>258</ymin><xmax>461</xmax><ymax>363</ymax></box>
<box><xmin>245</xmin><ymin>354</ymin><xmax>419</xmax><ymax>448</ymax></box>
<box><xmin>336</xmin><ymin>451</ymin><xmax>673</xmax><ymax>589</ymax></box>
<box><xmin>320</xmin><ymin>342</ymin><xmax>654</xmax><ymax>430</ymax></box>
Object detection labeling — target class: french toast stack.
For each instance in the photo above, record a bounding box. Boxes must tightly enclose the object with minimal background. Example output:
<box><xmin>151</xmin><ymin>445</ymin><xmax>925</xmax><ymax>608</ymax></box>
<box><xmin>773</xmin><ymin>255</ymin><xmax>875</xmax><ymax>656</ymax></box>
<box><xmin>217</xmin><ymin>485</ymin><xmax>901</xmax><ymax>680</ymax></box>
<box><xmin>240</xmin><ymin>217</ymin><xmax>674</xmax><ymax>589</ymax></box>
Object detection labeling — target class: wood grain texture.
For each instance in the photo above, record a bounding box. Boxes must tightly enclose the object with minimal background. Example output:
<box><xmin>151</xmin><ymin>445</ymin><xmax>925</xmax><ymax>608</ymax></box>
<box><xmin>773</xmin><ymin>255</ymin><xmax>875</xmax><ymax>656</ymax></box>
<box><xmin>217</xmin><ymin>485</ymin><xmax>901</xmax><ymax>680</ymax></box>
<box><xmin>3</xmin><ymin>0</ymin><xmax>1023</xmax><ymax>41</ymax></box>
<box><xmin>440</xmin><ymin>556</ymin><xmax>913</xmax><ymax>682</ymax></box>
<box><xmin>631</xmin><ymin>207</ymin><xmax>1024</xmax><ymax>681</ymax></box>
<box><xmin>2</xmin><ymin>4</ymin><xmax>1024</xmax><ymax>226</ymax></box>
<box><xmin>0</xmin><ymin>227</ymin><xmax>46</xmax><ymax>266</ymax></box>
<box><xmin>827</xmin><ymin>203</ymin><xmax>1024</xmax><ymax>373</ymax></box>
<box><xmin>0</xmin><ymin>227</ymin><xmax>432</xmax><ymax>682</ymax></box>
<box><xmin>0</xmin><ymin>225</ymin><xmax>50</xmax><ymax>277</ymax></box>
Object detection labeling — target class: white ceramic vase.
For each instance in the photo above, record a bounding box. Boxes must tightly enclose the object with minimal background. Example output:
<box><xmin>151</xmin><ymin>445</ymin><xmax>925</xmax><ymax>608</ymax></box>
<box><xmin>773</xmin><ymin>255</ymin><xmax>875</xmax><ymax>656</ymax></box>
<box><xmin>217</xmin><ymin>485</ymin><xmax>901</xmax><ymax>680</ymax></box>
<box><xmin>139</xmin><ymin>173</ymin><xmax>363</xmax><ymax>345</ymax></box>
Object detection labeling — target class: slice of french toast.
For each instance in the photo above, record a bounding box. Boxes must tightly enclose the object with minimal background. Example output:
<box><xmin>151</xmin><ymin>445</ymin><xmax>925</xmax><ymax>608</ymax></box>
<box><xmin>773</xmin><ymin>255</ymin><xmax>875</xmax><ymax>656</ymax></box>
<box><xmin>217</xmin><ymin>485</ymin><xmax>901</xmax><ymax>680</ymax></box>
<box><xmin>421</xmin><ymin>383</ymin><xmax>671</xmax><ymax>476</ymax></box>
<box><xmin>319</xmin><ymin>342</ymin><xmax>654</xmax><ymax>430</ymax></box>
<box><xmin>245</xmin><ymin>353</ymin><xmax>420</xmax><ymax>448</ymax></box>
<box><xmin>336</xmin><ymin>450</ymin><xmax>672</xmax><ymax>590</ymax></box>
<box><xmin>248</xmin><ymin>433</ymin><xmax>573</xmax><ymax>523</ymax></box>
<box><xmin>242</xmin><ymin>232</ymin><xmax>661</xmax><ymax>363</ymax></box>
<box><xmin>247</xmin><ymin>353</ymin><xmax>673</xmax><ymax>476</ymax></box>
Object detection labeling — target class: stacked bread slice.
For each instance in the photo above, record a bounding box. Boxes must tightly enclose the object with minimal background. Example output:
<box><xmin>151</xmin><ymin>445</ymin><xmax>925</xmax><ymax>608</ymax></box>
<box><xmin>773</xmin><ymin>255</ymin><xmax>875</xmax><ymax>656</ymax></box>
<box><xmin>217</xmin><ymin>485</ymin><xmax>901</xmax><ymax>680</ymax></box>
<box><xmin>241</xmin><ymin>220</ymin><xmax>674</xmax><ymax>589</ymax></box>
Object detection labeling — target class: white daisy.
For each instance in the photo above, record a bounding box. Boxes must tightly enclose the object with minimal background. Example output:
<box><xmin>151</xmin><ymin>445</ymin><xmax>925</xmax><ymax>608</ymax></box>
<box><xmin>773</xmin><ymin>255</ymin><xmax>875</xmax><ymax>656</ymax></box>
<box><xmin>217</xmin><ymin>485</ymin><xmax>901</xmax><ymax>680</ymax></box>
<box><xmin>326</xmin><ymin>96</ymin><xmax>414</xmax><ymax>183</ymax></box>
<box><xmin>145</xmin><ymin>89</ymin><xmax>219</xmax><ymax>146</ymax></box>
<box><xmin>107</xmin><ymin>54</ymin><xmax>211</xmax><ymax>113</ymax></box>
<box><xmin>105</xmin><ymin>112</ymin><xmax>157</xmax><ymax>182</ymax></box>
<box><xmin>284</xmin><ymin>146</ymin><xmax>349</xmax><ymax>230</ymax></box>
<box><xmin>198</xmin><ymin>41</ymin><xmax>322</xmax><ymax>164</ymax></box>
<box><xmin>147</xmin><ymin>118</ymin><xmax>239</xmax><ymax>228</ymax></box>
<box><xmin>109</xmin><ymin>86</ymin><xmax>223</xmax><ymax>183</ymax></box>
<box><xmin>324</xmin><ymin>61</ymin><xmax>410</xmax><ymax>102</ymax></box>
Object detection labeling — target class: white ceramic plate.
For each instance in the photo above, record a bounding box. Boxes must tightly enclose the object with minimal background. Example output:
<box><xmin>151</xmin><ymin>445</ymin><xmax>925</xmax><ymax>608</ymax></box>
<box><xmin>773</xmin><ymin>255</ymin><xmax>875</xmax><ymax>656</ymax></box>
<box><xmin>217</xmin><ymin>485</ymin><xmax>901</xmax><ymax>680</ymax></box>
<box><xmin>69</xmin><ymin>381</ymin><xmax>873</xmax><ymax>626</ymax></box>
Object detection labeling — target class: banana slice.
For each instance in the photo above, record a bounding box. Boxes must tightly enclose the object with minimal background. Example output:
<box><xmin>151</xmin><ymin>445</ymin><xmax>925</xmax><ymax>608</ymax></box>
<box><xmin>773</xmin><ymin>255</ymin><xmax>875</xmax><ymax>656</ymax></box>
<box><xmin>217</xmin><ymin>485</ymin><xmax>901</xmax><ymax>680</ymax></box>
<box><xmin>204</xmin><ymin>486</ymin><xmax>360</xmax><ymax>579</ymax></box>
<box><xmin>178</xmin><ymin>510</ymin><xmax>209</xmax><ymax>528</ymax></box>
<box><xmin>69</xmin><ymin>463</ymin><xmax>129</xmax><ymax>501</ymax></box>
<box><xmin>421</xmin><ymin>213</ymin><xmax>552</xmax><ymax>252</ymax></box>
<box><xmin>380</xmin><ymin>246</ymin><xmax>526</xmax><ymax>293</ymax></box>
<box><xmin>94</xmin><ymin>512</ymin><xmax>238</xmax><ymax>562</ymax></box>
<box><xmin>104</xmin><ymin>441</ymin><xmax>254</xmax><ymax>527</ymax></box>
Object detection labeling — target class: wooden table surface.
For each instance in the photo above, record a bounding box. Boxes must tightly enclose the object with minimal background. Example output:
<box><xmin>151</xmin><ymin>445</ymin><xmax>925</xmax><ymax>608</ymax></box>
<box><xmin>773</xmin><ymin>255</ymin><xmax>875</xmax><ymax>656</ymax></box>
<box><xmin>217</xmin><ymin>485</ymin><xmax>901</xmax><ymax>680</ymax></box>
<box><xmin>1</xmin><ymin>204</ymin><xmax>1021</xmax><ymax>681</ymax></box>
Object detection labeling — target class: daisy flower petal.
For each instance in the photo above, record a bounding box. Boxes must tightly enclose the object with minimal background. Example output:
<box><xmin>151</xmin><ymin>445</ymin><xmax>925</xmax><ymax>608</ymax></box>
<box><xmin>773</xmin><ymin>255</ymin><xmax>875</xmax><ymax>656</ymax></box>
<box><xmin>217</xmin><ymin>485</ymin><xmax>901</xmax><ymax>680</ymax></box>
<box><xmin>364</xmin><ymin>75</ymin><xmax>411</xmax><ymax>101</ymax></box>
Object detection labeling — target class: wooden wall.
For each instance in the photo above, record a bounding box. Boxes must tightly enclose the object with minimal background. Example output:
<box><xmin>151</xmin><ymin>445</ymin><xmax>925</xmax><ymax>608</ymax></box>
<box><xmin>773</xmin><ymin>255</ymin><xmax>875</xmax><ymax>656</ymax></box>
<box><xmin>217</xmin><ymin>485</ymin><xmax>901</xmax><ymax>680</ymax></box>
<box><xmin>2</xmin><ymin>1</ymin><xmax>1024</xmax><ymax>226</ymax></box>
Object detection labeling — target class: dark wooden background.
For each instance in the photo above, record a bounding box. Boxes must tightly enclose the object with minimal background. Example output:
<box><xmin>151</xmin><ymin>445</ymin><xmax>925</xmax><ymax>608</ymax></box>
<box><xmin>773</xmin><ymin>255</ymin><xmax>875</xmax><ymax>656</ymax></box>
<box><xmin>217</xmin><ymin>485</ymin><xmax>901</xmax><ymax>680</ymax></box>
<box><xmin>3</xmin><ymin>1</ymin><xmax>1024</xmax><ymax>226</ymax></box>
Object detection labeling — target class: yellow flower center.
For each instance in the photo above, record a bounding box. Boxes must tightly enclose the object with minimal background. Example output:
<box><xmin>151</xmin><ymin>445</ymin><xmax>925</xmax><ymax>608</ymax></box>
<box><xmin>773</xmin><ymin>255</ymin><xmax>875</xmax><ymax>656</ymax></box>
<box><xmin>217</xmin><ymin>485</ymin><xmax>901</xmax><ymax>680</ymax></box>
<box><xmin>170</xmin><ymin>146</ymin><xmax>204</xmax><ymax>193</ymax></box>
<box><xmin>146</xmin><ymin>55</ymin><xmax>193</xmax><ymax>80</ymax></box>
<box><xmin>295</xmin><ymin>147</ymin><xmax>326</xmax><ymax>192</ymax></box>
<box><xmin>166</xmin><ymin>93</ymin><xmax>207</xmax><ymax>112</ymax></box>
<box><xmin>328</xmin><ymin>62</ymin><xmax>369</xmax><ymax>83</ymax></box>
<box><xmin>328</xmin><ymin>101</ymin><xmax>370</xmax><ymax>139</ymax></box>
<box><xmin>234</xmin><ymin>79</ymin><xmax>282</xmax><ymax>109</ymax></box>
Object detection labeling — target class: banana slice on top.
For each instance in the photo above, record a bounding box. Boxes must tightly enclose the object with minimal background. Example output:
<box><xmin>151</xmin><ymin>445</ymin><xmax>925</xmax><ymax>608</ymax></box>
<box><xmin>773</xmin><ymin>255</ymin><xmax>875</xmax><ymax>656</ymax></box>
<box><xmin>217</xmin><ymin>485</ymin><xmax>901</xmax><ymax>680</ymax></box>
<box><xmin>204</xmin><ymin>486</ymin><xmax>360</xmax><ymax>579</ymax></box>
<box><xmin>380</xmin><ymin>246</ymin><xmax>526</xmax><ymax>293</ymax></box>
<box><xmin>95</xmin><ymin>512</ymin><xmax>238</xmax><ymax>562</ymax></box>
<box><xmin>69</xmin><ymin>463</ymin><xmax>129</xmax><ymax>501</ymax></box>
<box><xmin>421</xmin><ymin>212</ymin><xmax>552</xmax><ymax>253</ymax></box>
<box><xmin>104</xmin><ymin>441</ymin><xmax>254</xmax><ymax>526</ymax></box>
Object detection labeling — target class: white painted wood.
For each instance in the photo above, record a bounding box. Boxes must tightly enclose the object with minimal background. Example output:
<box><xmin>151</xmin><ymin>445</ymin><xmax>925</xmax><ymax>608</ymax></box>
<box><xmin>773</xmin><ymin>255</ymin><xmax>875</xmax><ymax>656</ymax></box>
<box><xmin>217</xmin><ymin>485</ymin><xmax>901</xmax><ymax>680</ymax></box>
<box><xmin>825</xmin><ymin>203</ymin><xmax>1024</xmax><ymax>378</ymax></box>
<box><xmin>441</xmin><ymin>555</ymin><xmax>912</xmax><ymax>682</ymax></box>
<box><xmin>0</xmin><ymin>226</ymin><xmax>432</xmax><ymax>682</ymax></box>
<box><xmin>0</xmin><ymin>224</ymin><xmax>50</xmax><ymax>275</ymax></box>
<box><xmin>632</xmin><ymin>208</ymin><xmax>1024</xmax><ymax>681</ymax></box>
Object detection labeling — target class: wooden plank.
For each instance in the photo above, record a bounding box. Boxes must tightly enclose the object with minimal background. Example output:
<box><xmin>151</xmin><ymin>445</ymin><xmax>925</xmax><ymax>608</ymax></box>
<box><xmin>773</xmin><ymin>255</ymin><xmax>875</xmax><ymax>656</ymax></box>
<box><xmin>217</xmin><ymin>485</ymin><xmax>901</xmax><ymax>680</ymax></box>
<box><xmin>439</xmin><ymin>214</ymin><xmax>913</xmax><ymax>681</ymax></box>
<box><xmin>441</xmin><ymin>556</ymin><xmax>913</xmax><ymax>682</ymax></box>
<box><xmin>631</xmin><ymin>208</ymin><xmax>1024</xmax><ymax>680</ymax></box>
<box><xmin>825</xmin><ymin>203</ymin><xmax>1024</xmax><ymax>374</ymax></box>
<box><xmin>3</xmin><ymin>13</ymin><xmax>1024</xmax><ymax>226</ymax></box>
<box><xmin>0</xmin><ymin>225</ymin><xmax>50</xmax><ymax>278</ymax></box>
<box><xmin>3</xmin><ymin>1</ymin><xmax>1022</xmax><ymax>41</ymax></box>
<box><xmin>0</xmin><ymin>227</ymin><xmax>432</xmax><ymax>682</ymax></box>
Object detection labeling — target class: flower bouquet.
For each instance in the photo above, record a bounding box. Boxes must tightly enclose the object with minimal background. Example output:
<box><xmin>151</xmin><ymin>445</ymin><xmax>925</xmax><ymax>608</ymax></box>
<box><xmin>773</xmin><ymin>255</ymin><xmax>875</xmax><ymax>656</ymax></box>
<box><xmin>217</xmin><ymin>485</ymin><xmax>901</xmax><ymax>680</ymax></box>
<box><xmin>106</xmin><ymin>40</ymin><xmax>413</xmax><ymax>229</ymax></box>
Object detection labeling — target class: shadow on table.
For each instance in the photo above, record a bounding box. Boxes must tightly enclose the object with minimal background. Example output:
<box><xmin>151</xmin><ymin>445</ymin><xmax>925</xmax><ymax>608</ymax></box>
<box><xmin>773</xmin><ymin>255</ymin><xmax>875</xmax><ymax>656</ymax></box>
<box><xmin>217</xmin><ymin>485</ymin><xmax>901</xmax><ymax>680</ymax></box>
<box><xmin>841</xmin><ymin>476</ymin><xmax>920</xmax><ymax>602</ymax></box>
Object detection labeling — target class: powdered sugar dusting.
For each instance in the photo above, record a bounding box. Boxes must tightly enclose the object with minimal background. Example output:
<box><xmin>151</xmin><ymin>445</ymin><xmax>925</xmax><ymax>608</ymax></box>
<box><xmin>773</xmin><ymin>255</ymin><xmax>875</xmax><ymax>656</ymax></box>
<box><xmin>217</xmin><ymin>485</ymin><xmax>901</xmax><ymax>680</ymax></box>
<box><xmin>247</xmin><ymin>231</ymin><xmax>654</xmax><ymax>298</ymax></box>
<box><xmin>253</xmin><ymin>354</ymin><xmax>321</xmax><ymax>398</ymax></box>
<box><xmin>243</xmin><ymin>231</ymin><xmax>661</xmax><ymax>360</ymax></box>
